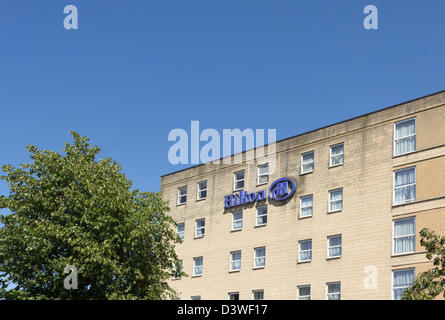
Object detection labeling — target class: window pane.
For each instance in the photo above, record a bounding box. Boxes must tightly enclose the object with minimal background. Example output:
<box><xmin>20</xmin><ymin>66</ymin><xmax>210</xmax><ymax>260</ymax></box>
<box><xmin>394</xmin><ymin>168</ymin><xmax>416</xmax><ymax>204</ymax></box>
<box><xmin>394</xmin><ymin>219</ymin><xmax>415</xmax><ymax>254</ymax></box>
<box><xmin>395</xmin><ymin>119</ymin><xmax>416</xmax><ymax>155</ymax></box>
<box><xmin>393</xmin><ymin>269</ymin><xmax>414</xmax><ymax>300</ymax></box>
<box><xmin>253</xmin><ymin>291</ymin><xmax>264</xmax><ymax>300</ymax></box>
<box><xmin>258</xmin><ymin>164</ymin><xmax>268</xmax><ymax>175</ymax></box>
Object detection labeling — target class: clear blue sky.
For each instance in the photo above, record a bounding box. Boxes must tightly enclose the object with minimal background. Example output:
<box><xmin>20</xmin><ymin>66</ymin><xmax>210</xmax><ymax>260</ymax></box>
<box><xmin>0</xmin><ymin>0</ymin><xmax>444</xmax><ymax>201</ymax></box>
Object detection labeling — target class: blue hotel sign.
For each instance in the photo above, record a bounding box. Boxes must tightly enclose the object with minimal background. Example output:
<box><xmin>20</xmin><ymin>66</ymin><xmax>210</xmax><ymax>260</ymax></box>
<box><xmin>224</xmin><ymin>177</ymin><xmax>296</xmax><ymax>209</ymax></box>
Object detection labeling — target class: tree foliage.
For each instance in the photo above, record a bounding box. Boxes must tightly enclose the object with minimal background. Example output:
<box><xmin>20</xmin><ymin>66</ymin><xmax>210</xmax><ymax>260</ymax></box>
<box><xmin>402</xmin><ymin>228</ymin><xmax>445</xmax><ymax>300</ymax></box>
<box><xmin>0</xmin><ymin>131</ymin><xmax>183</xmax><ymax>299</ymax></box>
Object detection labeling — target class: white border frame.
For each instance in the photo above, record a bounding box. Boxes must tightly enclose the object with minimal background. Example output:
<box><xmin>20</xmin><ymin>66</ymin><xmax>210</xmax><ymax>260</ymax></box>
<box><xmin>300</xmin><ymin>151</ymin><xmax>315</xmax><ymax>175</ymax></box>
<box><xmin>327</xmin><ymin>234</ymin><xmax>342</xmax><ymax>259</ymax></box>
<box><xmin>393</xmin><ymin>167</ymin><xmax>416</xmax><ymax>206</ymax></box>
<box><xmin>234</xmin><ymin>170</ymin><xmax>245</xmax><ymax>191</ymax></box>
<box><xmin>257</xmin><ymin>163</ymin><xmax>269</xmax><ymax>185</ymax></box>
<box><xmin>194</xmin><ymin>218</ymin><xmax>205</xmax><ymax>238</ymax></box>
<box><xmin>196</xmin><ymin>180</ymin><xmax>207</xmax><ymax>200</ymax></box>
<box><xmin>393</xmin><ymin>117</ymin><xmax>417</xmax><ymax>157</ymax></box>
<box><xmin>298</xmin><ymin>239</ymin><xmax>312</xmax><ymax>263</ymax></box>
<box><xmin>392</xmin><ymin>216</ymin><xmax>416</xmax><ymax>256</ymax></box>
<box><xmin>328</xmin><ymin>188</ymin><xmax>343</xmax><ymax>213</ymax></box>
<box><xmin>391</xmin><ymin>268</ymin><xmax>415</xmax><ymax>300</ymax></box>
<box><xmin>253</xmin><ymin>246</ymin><xmax>266</xmax><ymax>269</ymax></box>
<box><xmin>229</xmin><ymin>250</ymin><xmax>242</xmax><ymax>272</ymax></box>
<box><xmin>300</xmin><ymin>194</ymin><xmax>314</xmax><ymax>218</ymax></box>
<box><xmin>177</xmin><ymin>185</ymin><xmax>187</xmax><ymax>205</ymax></box>
<box><xmin>326</xmin><ymin>281</ymin><xmax>341</xmax><ymax>300</ymax></box>
<box><xmin>329</xmin><ymin>143</ymin><xmax>344</xmax><ymax>167</ymax></box>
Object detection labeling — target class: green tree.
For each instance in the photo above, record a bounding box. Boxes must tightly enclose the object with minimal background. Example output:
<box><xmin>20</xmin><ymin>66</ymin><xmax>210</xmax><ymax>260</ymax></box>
<box><xmin>0</xmin><ymin>131</ymin><xmax>183</xmax><ymax>300</ymax></box>
<box><xmin>402</xmin><ymin>228</ymin><xmax>445</xmax><ymax>300</ymax></box>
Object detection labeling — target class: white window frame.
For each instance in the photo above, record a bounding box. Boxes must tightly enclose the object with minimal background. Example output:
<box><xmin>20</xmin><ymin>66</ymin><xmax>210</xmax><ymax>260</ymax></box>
<box><xmin>176</xmin><ymin>222</ymin><xmax>185</xmax><ymax>240</ymax></box>
<box><xmin>328</xmin><ymin>188</ymin><xmax>343</xmax><ymax>213</ymax></box>
<box><xmin>255</xmin><ymin>205</ymin><xmax>268</xmax><ymax>227</ymax></box>
<box><xmin>177</xmin><ymin>186</ymin><xmax>187</xmax><ymax>205</ymax></box>
<box><xmin>228</xmin><ymin>292</ymin><xmax>240</xmax><ymax>300</ymax></box>
<box><xmin>393</xmin><ymin>217</ymin><xmax>416</xmax><ymax>256</ymax></box>
<box><xmin>301</xmin><ymin>151</ymin><xmax>315</xmax><ymax>174</ymax></box>
<box><xmin>252</xmin><ymin>290</ymin><xmax>264</xmax><ymax>300</ymax></box>
<box><xmin>326</xmin><ymin>282</ymin><xmax>341</xmax><ymax>300</ymax></box>
<box><xmin>393</xmin><ymin>167</ymin><xmax>416</xmax><ymax>205</ymax></box>
<box><xmin>394</xmin><ymin>117</ymin><xmax>416</xmax><ymax>156</ymax></box>
<box><xmin>193</xmin><ymin>257</ymin><xmax>203</xmax><ymax>277</ymax></box>
<box><xmin>300</xmin><ymin>195</ymin><xmax>313</xmax><ymax>218</ymax></box>
<box><xmin>327</xmin><ymin>235</ymin><xmax>342</xmax><ymax>259</ymax></box>
<box><xmin>195</xmin><ymin>218</ymin><xmax>205</xmax><ymax>238</ymax></box>
<box><xmin>257</xmin><ymin>163</ymin><xmax>269</xmax><ymax>185</ymax></box>
<box><xmin>298</xmin><ymin>239</ymin><xmax>312</xmax><ymax>263</ymax></box>
<box><xmin>329</xmin><ymin>143</ymin><xmax>344</xmax><ymax>167</ymax></box>
<box><xmin>254</xmin><ymin>247</ymin><xmax>266</xmax><ymax>269</ymax></box>
<box><xmin>392</xmin><ymin>268</ymin><xmax>415</xmax><ymax>300</ymax></box>
<box><xmin>197</xmin><ymin>180</ymin><xmax>207</xmax><ymax>200</ymax></box>
<box><xmin>230</xmin><ymin>250</ymin><xmax>241</xmax><ymax>272</ymax></box>
<box><xmin>234</xmin><ymin>170</ymin><xmax>245</xmax><ymax>191</ymax></box>
<box><xmin>232</xmin><ymin>211</ymin><xmax>243</xmax><ymax>231</ymax></box>
<box><xmin>297</xmin><ymin>285</ymin><xmax>311</xmax><ymax>300</ymax></box>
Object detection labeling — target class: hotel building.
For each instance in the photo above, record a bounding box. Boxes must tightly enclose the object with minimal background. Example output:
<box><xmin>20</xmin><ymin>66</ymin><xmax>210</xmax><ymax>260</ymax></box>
<box><xmin>160</xmin><ymin>90</ymin><xmax>445</xmax><ymax>300</ymax></box>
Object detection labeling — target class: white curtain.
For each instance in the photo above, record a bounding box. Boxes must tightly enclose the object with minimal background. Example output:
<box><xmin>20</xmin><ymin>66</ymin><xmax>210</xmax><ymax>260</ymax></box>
<box><xmin>231</xmin><ymin>252</ymin><xmax>241</xmax><ymax>270</ymax></box>
<box><xmin>329</xmin><ymin>236</ymin><xmax>342</xmax><ymax>257</ymax></box>
<box><xmin>232</xmin><ymin>212</ymin><xmax>243</xmax><ymax>229</ymax></box>
<box><xmin>394</xmin><ymin>219</ymin><xmax>415</xmax><ymax>254</ymax></box>
<box><xmin>301</xmin><ymin>196</ymin><xmax>313</xmax><ymax>217</ymax></box>
<box><xmin>393</xmin><ymin>269</ymin><xmax>414</xmax><ymax>300</ymax></box>
<box><xmin>394</xmin><ymin>168</ymin><xmax>416</xmax><ymax>204</ymax></box>
<box><xmin>330</xmin><ymin>190</ymin><xmax>343</xmax><ymax>211</ymax></box>
<box><xmin>331</xmin><ymin>144</ymin><xmax>344</xmax><ymax>166</ymax></box>
<box><xmin>395</xmin><ymin>119</ymin><xmax>416</xmax><ymax>155</ymax></box>
<box><xmin>327</xmin><ymin>283</ymin><xmax>341</xmax><ymax>300</ymax></box>
<box><xmin>299</xmin><ymin>240</ymin><xmax>312</xmax><ymax>261</ymax></box>
<box><xmin>302</xmin><ymin>152</ymin><xmax>314</xmax><ymax>172</ymax></box>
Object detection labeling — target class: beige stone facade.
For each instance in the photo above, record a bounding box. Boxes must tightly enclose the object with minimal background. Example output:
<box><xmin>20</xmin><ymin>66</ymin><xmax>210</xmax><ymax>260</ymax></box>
<box><xmin>161</xmin><ymin>90</ymin><xmax>445</xmax><ymax>300</ymax></box>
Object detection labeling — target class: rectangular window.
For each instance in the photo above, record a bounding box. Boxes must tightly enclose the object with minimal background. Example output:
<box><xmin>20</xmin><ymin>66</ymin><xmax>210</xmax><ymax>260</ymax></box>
<box><xmin>297</xmin><ymin>285</ymin><xmax>311</xmax><ymax>300</ymax></box>
<box><xmin>301</xmin><ymin>151</ymin><xmax>314</xmax><ymax>174</ymax></box>
<box><xmin>173</xmin><ymin>260</ymin><xmax>183</xmax><ymax>279</ymax></box>
<box><xmin>330</xmin><ymin>143</ymin><xmax>344</xmax><ymax>167</ymax></box>
<box><xmin>393</xmin><ymin>218</ymin><xmax>415</xmax><ymax>255</ymax></box>
<box><xmin>234</xmin><ymin>170</ymin><xmax>245</xmax><ymax>191</ymax></box>
<box><xmin>232</xmin><ymin>211</ymin><xmax>243</xmax><ymax>231</ymax></box>
<box><xmin>394</xmin><ymin>167</ymin><xmax>416</xmax><ymax>205</ymax></box>
<box><xmin>252</xmin><ymin>290</ymin><xmax>264</xmax><ymax>300</ymax></box>
<box><xmin>394</xmin><ymin>118</ymin><xmax>416</xmax><ymax>156</ymax></box>
<box><xmin>326</xmin><ymin>282</ymin><xmax>341</xmax><ymax>300</ymax></box>
<box><xmin>193</xmin><ymin>257</ymin><xmax>203</xmax><ymax>276</ymax></box>
<box><xmin>298</xmin><ymin>239</ymin><xmax>312</xmax><ymax>262</ymax></box>
<box><xmin>191</xmin><ymin>296</ymin><xmax>201</xmax><ymax>300</ymax></box>
<box><xmin>328</xmin><ymin>235</ymin><xmax>342</xmax><ymax>258</ymax></box>
<box><xmin>254</xmin><ymin>247</ymin><xmax>266</xmax><ymax>269</ymax></box>
<box><xmin>329</xmin><ymin>189</ymin><xmax>343</xmax><ymax>212</ymax></box>
<box><xmin>195</xmin><ymin>218</ymin><xmax>205</xmax><ymax>238</ymax></box>
<box><xmin>256</xmin><ymin>205</ymin><xmax>268</xmax><ymax>226</ymax></box>
<box><xmin>300</xmin><ymin>195</ymin><xmax>313</xmax><ymax>218</ymax></box>
<box><xmin>178</xmin><ymin>186</ymin><xmax>187</xmax><ymax>205</ymax></box>
<box><xmin>257</xmin><ymin>164</ymin><xmax>269</xmax><ymax>184</ymax></box>
<box><xmin>197</xmin><ymin>181</ymin><xmax>207</xmax><ymax>200</ymax></box>
<box><xmin>230</xmin><ymin>251</ymin><xmax>241</xmax><ymax>272</ymax></box>
<box><xmin>176</xmin><ymin>223</ymin><xmax>185</xmax><ymax>240</ymax></box>
<box><xmin>228</xmin><ymin>292</ymin><xmax>239</xmax><ymax>300</ymax></box>
<box><xmin>393</xmin><ymin>268</ymin><xmax>415</xmax><ymax>300</ymax></box>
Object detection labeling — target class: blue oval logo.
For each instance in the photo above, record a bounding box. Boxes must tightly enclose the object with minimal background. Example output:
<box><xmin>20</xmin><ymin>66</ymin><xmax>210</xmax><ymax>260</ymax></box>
<box><xmin>268</xmin><ymin>178</ymin><xmax>296</xmax><ymax>201</ymax></box>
